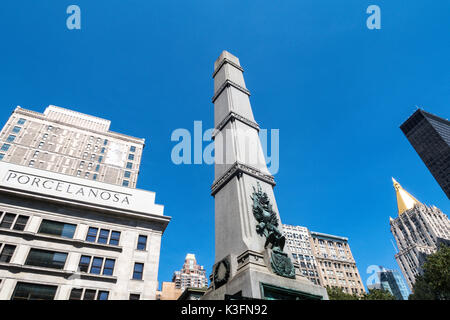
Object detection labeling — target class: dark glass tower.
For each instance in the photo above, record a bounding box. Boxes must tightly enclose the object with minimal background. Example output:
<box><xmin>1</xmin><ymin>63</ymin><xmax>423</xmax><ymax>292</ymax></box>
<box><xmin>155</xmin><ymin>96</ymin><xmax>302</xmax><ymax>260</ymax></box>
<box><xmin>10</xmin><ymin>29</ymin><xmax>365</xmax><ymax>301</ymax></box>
<box><xmin>400</xmin><ymin>109</ymin><xmax>450</xmax><ymax>199</ymax></box>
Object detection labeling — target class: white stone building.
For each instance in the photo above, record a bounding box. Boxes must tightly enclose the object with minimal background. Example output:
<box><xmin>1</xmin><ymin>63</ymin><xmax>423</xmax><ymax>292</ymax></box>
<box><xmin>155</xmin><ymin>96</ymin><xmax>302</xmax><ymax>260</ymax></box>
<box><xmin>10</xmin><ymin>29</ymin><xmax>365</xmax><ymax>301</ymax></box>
<box><xmin>390</xmin><ymin>178</ymin><xmax>450</xmax><ymax>290</ymax></box>
<box><xmin>0</xmin><ymin>106</ymin><xmax>170</xmax><ymax>300</ymax></box>
<box><xmin>282</xmin><ymin>225</ymin><xmax>321</xmax><ymax>285</ymax></box>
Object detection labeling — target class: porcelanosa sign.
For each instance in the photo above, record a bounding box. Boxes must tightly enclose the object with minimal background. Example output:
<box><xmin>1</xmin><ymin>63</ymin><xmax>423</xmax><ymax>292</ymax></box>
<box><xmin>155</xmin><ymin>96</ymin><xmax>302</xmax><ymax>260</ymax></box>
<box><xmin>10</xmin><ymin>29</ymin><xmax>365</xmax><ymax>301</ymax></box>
<box><xmin>4</xmin><ymin>171</ymin><xmax>131</xmax><ymax>206</ymax></box>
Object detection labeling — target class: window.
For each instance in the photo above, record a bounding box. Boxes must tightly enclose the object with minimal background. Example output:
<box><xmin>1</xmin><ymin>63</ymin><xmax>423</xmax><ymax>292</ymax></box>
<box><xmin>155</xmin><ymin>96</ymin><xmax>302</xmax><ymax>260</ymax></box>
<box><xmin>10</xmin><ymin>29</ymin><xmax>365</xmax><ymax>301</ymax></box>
<box><xmin>129</xmin><ymin>293</ymin><xmax>140</xmax><ymax>300</ymax></box>
<box><xmin>38</xmin><ymin>220</ymin><xmax>76</xmax><ymax>238</ymax></box>
<box><xmin>85</xmin><ymin>172</ymin><xmax>90</xmax><ymax>178</ymax></box>
<box><xmin>0</xmin><ymin>153</ymin><xmax>4</xmax><ymax>160</ymax></box>
<box><xmin>130</xmin><ymin>146</ymin><xmax>136</xmax><ymax>153</ymax></box>
<box><xmin>128</xmin><ymin>154</ymin><xmax>134</xmax><ymax>161</ymax></box>
<box><xmin>97</xmin><ymin>291</ymin><xmax>109</xmax><ymax>300</ymax></box>
<box><xmin>93</xmin><ymin>174</ymin><xmax>97</xmax><ymax>180</ymax></box>
<box><xmin>38</xmin><ymin>142</ymin><xmax>44</xmax><ymax>149</ymax></box>
<box><xmin>1</xmin><ymin>144</ymin><xmax>10</xmax><ymax>151</ymax></box>
<box><xmin>11</xmin><ymin>282</ymin><xmax>57</xmax><ymax>300</ymax></box>
<box><xmin>0</xmin><ymin>244</ymin><xmax>16</xmax><ymax>263</ymax></box>
<box><xmin>103</xmin><ymin>139</ymin><xmax>108</xmax><ymax>146</ymax></box>
<box><xmin>42</xmin><ymin>134</ymin><xmax>48</xmax><ymax>140</ymax></box>
<box><xmin>12</xmin><ymin>126</ymin><xmax>21</xmax><ymax>133</ymax></box>
<box><xmin>133</xmin><ymin>263</ymin><xmax>144</xmax><ymax>280</ymax></box>
<box><xmin>33</xmin><ymin>151</ymin><xmax>39</xmax><ymax>158</ymax></box>
<box><xmin>98</xmin><ymin>229</ymin><xmax>110</xmax><ymax>244</ymax></box>
<box><xmin>6</xmin><ymin>135</ymin><xmax>15</xmax><ymax>142</ymax></box>
<box><xmin>98</xmin><ymin>156</ymin><xmax>103</xmax><ymax>163</ymax></box>
<box><xmin>124</xmin><ymin>171</ymin><xmax>131</xmax><ymax>178</ymax></box>
<box><xmin>83</xmin><ymin>289</ymin><xmax>96</xmax><ymax>300</ymax></box>
<box><xmin>122</xmin><ymin>180</ymin><xmax>129</xmax><ymax>187</ymax></box>
<box><xmin>137</xmin><ymin>235</ymin><xmax>147</xmax><ymax>251</ymax></box>
<box><xmin>86</xmin><ymin>227</ymin><xmax>119</xmax><ymax>245</ymax></box>
<box><xmin>103</xmin><ymin>259</ymin><xmax>115</xmax><ymax>276</ymax></box>
<box><xmin>126</xmin><ymin>162</ymin><xmax>132</xmax><ymax>169</ymax></box>
<box><xmin>69</xmin><ymin>288</ymin><xmax>109</xmax><ymax>300</ymax></box>
<box><xmin>95</xmin><ymin>164</ymin><xmax>100</xmax><ymax>172</ymax></box>
<box><xmin>25</xmin><ymin>249</ymin><xmax>68</xmax><ymax>270</ymax></box>
<box><xmin>69</xmin><ymin>288</ymin><xmax>83</xmax><ymax>300</ymax></box>
<box><xmin>0</xmin><ymin>213</ymin><xmax>16</xmax><ymax>229</ymax></box>
<box><xmin>86</xmin><ymin>227</ymin><xmax>98</xmax><ymax>242</ymax></box>
<box><xmin>101</xmin><ymin>147</ymin><xmax>105</xmax><ymax>154</ymax></box>
<box><xmin>109</xmin><ymin>231</ymin><xmax>121</xmax><ymax>246</ymax></box>
<box><xmin>79</xmin><ymin>256</ymin><xmax>91</xmax><ymax>272</ymax></box>
<box><xmin>90</xmin><ymin>257</ymin><xmax>103</xmax><ymax>274</ymax></box>
<box><xmin>17</xmin><ymin>118</ymin><xmax>26</xmax><ymax>125</ymax></box>
<box><xmin>13</xmin><ymin>216</ymin><xmax>29</xmax><ymax>231</ymax></box>
<box><xmin>79</xmin><ymin>255</ymin><xmax>115</xmax><ymax>276</ymax></box>
<box><xmin>28</xmin><ymin>160</ymin><xmax>35</xmax><ymax>167</ymax></box>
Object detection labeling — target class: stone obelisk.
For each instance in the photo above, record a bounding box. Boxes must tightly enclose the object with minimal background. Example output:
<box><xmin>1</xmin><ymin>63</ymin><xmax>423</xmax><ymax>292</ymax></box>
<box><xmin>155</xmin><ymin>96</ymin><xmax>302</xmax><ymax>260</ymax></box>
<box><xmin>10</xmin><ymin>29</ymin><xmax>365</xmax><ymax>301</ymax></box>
<box><xmin>202</xmin><ymin>51</ymin><xmax>328</xmax><ymax>300</ymax></box>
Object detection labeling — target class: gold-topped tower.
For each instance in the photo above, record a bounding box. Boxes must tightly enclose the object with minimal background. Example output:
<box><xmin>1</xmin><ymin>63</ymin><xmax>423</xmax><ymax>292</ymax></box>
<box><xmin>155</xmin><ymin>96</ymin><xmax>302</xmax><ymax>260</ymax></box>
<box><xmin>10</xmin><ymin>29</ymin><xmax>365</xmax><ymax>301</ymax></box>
<box><xmin>392</xmin><ymin>178</ymin><xmax>420</xmax><ymax>215</ymax></box>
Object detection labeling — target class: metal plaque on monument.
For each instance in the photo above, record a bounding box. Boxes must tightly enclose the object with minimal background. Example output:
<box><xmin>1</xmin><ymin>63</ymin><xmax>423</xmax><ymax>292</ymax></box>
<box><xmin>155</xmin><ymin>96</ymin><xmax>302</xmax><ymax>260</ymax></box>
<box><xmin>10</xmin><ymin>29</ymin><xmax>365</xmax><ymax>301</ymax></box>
<box><xmin>201</xmin><ymin>51</ymin><xmax>328</xmax><ymax>300</ymax></box>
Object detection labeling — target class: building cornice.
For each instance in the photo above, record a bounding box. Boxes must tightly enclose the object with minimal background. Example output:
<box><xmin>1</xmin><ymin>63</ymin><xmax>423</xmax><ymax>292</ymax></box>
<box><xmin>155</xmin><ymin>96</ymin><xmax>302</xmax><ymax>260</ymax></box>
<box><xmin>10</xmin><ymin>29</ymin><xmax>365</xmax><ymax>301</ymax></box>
<box><xmin>212</xmin><ymin>111</ymin><xmax>259</xmax><ymax>139</ymax></box>
<box><xmin>212</xmin><ymin>57</ymin><xmax>244</xmax><ymax>78</ymax></box>
<box><xmin>14</xmin><ymin>107</ymin><xmax>145</xmax><ymax>145</ymax></box>
<box><xmin>211</xmin><ymin>79</ymin><xmax>250</xmax><ymax>103</ymax></box>
<box><xmin>211</xmin><ymin>162</ymin><xmax>275</xmax><ymax>196</ymax></box>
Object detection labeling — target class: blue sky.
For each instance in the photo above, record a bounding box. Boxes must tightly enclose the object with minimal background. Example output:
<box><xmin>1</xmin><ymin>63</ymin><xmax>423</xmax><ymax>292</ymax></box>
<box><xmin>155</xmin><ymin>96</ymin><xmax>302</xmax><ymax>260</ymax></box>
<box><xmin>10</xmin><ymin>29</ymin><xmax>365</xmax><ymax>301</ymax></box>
<box><xmin>0</xmin><ymin>0</ymin><xmax>449</xmax><ymax>291</ymax></box>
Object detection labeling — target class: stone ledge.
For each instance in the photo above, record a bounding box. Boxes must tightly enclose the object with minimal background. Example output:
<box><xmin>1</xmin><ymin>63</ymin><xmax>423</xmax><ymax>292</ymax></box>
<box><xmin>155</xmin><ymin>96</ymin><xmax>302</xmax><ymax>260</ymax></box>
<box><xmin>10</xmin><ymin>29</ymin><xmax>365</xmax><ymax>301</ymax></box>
<box><xmin>212</xmin><ymin>79</ymin><xmax>250</xmax><ymax>103</ymax></box>
<box><xmin>212</xmin><ymin>57</ymin><xmax>244</xmax><ymax>78</ymax></box>
<box><xmin>211</xmin><ymin>162</ymin><xmax>275</xmax><ymax>196</ymax></box>
<box><xmin>212</xmin><ymin>112</ymin><xmax>259</xmax><ymax>140</ymax></box>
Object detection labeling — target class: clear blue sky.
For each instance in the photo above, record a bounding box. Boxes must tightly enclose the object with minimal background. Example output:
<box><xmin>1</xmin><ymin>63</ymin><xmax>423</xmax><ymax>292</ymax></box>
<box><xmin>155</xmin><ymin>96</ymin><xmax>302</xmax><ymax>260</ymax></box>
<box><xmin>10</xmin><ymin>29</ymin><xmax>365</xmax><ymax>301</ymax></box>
<box><xmin>0</xmin><ymin>0</ymin><xmax>449</xmax><ymax>290</ymax></box>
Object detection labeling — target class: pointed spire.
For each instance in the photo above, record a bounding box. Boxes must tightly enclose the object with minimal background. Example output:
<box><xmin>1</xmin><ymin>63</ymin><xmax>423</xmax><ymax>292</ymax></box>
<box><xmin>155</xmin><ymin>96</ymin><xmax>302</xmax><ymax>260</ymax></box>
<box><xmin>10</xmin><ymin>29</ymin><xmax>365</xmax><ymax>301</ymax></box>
<box><xmin>392</xmin><ymin>178</ymin><xmax>420</xmax><ymax>215</ymax></box>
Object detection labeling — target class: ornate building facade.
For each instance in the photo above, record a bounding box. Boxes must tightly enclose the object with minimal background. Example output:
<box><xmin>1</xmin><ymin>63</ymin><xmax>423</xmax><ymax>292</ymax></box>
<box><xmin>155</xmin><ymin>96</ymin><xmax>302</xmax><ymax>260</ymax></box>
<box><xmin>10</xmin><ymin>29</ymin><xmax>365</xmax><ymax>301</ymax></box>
<box><xmin>390</xmin><ymin>178</ymin><xmax>450</xmax><ymax>290</ymax></box>
<box><xmin>282</xmin><ymin>224</ymin><xmax>366</xmax><ymax>295</ymax></box>
<box><xmin>310</xmin><ymin>231</ymin><xmax>366</xmax><ymax>295</ymax></box>
<box><xmin>0</xmin><ymin>105</ymin><xmax>143</xmax><ymax>188</ymax></box>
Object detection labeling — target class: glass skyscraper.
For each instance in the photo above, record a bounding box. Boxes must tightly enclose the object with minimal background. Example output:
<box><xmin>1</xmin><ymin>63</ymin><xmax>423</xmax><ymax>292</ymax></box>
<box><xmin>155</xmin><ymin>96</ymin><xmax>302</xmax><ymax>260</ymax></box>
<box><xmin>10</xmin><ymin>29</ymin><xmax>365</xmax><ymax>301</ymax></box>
<box><xmin>378</xmin><ymin>267</ymin><xmax>410</xmax><ymax>300</ymax></box>
<box><xmin>400</xmin><ymin>109</ymin><xmax>450</xmax><ymax>199</ymax></box>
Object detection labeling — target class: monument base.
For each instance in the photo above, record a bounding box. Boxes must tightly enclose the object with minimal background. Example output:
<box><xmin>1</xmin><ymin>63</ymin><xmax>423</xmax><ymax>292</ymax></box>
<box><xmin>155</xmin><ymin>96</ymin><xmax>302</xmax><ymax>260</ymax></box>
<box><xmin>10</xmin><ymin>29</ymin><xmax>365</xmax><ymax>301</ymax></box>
<box><xmin>201</xmin><ymin>250</ymin><xmax>328</xmax><ymax>300</ymax></box>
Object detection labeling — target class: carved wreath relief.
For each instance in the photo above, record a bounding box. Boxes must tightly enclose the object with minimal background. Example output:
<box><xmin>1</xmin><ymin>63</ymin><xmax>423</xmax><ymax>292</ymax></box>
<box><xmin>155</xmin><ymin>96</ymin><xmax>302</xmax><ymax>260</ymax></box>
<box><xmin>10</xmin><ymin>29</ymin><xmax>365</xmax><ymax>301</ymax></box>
<box><xmin>251</xmin><ymin>182</ymin><xmax>295</xmax><ymax>279</ymax></box>
<box><xmin>213</xmin><ymin>257</ymin><xmax>231</xmax><ymax>289</ymax></box>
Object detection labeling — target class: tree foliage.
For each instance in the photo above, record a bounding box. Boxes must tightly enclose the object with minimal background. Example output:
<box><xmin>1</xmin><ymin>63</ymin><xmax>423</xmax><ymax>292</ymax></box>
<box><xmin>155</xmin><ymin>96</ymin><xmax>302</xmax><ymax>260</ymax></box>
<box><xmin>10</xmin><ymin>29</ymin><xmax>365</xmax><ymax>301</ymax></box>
<box><xmin>326</xmin><ymin>287</ymin><xmax>359</xmax><ymax>300</ymax></box>
<box><xmin>360</xmin><ymin>288</ymin><xmax>396</xmax><ymax>300</ymax></box>
<box><xmin>327</xmin><ymin>287</ymin><xmax>396</xmax><ymax>300</ymax></box>
<box><xmin>409</xmin><ymin>244</ymin><xmax>450</xmax><ymax>300</ymax></box>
